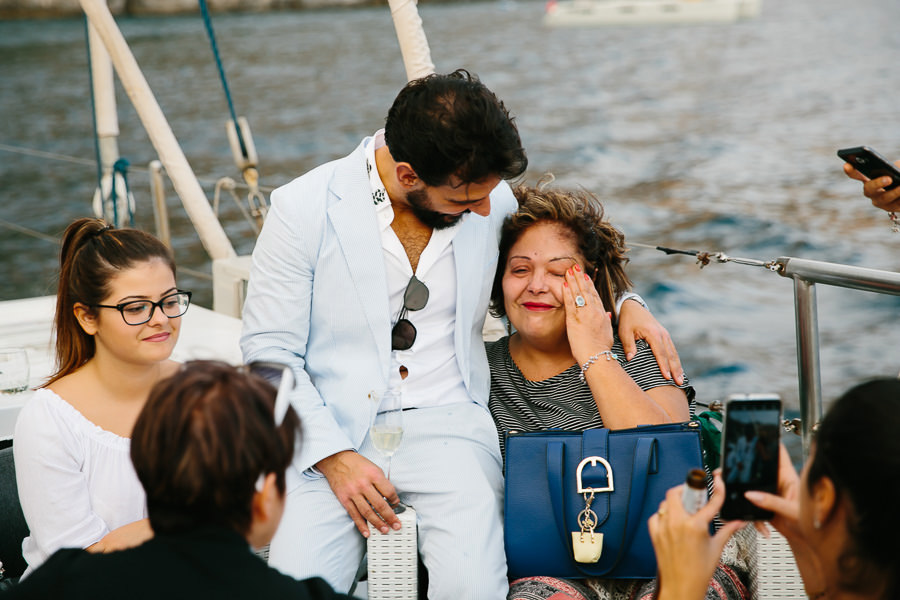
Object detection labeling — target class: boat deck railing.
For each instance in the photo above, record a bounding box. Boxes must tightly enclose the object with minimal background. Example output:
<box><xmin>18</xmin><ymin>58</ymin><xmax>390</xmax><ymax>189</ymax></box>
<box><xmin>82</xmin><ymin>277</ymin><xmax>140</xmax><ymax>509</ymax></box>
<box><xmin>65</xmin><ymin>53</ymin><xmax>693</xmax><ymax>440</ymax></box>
<box><xmin>774</xmin><ymin>256</ymin><xmax>900</xmax><ymax>457</ymax></box>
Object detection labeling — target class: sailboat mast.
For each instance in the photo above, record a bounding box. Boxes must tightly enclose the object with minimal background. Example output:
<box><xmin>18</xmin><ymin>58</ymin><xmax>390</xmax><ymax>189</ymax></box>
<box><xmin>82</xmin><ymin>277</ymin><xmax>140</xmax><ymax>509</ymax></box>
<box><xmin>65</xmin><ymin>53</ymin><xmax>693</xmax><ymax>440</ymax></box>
<box><xmin>387</xmin><ymin>0</ymin><xmax>435</xmax><ymax>81</ymax></box>
<box><xmin>79</xmin><ymin>0</ymin><xmax>236</xmax><ymax>262</ymax></box>
<box><xmin>87</xmin><ymin>21</ymin><xmax>128</xmax><ymax>227</ymax></box>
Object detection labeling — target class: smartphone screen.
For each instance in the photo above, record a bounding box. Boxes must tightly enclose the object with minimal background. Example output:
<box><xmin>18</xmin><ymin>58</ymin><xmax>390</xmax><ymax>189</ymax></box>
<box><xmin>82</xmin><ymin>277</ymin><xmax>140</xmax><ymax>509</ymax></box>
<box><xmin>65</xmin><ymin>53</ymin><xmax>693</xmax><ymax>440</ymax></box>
<box><xmin>719</xmin><ymin>395</ymin><xmax>781</xmax><ymax>521</ymax></box>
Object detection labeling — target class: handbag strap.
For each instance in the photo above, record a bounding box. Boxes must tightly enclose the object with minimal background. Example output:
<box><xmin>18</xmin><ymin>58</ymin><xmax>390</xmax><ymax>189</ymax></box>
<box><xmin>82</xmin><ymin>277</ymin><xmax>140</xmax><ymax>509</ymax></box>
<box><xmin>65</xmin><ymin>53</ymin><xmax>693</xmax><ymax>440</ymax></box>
<box><xmin>548</xmin><ymin>441</ymin><xmax>568</xmax><ymax>549</ymax></box>
<box><xmin>546</xmin><ymin>436</ymin><xmax>657</xmax><ymax>576</ymax></box>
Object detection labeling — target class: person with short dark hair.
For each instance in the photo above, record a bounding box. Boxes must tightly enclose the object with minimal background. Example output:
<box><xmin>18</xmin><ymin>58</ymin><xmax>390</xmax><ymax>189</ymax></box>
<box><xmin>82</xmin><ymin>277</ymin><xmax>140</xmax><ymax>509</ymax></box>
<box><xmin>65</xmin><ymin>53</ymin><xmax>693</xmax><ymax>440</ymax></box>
<box><xmin>241</xmin><ymin>70</ymin><xmax>680</xmax><ymax>599</ymax></box>
<box><xmin>649</xmin><ymin>378</ymin><xmax>900</xmax><ymax>600</ymax></box>
<box><xmin>3</xmin><ymin>360</ymin><xmax>350</xmax><ymax>600</ymax></box>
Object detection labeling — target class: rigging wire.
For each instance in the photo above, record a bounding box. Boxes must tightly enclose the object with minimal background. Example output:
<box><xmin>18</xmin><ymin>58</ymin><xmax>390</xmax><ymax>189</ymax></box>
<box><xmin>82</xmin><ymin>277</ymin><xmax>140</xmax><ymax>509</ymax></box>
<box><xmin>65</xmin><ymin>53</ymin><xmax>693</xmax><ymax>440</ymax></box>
<box><xmin>0</xmin><ymin>143</ymin><xmax>274</xmax><ymax>193</ymax></box>
<box><xmin>0</xmin><ymin>143</ymin><xmax>96</xmax><ymax>167</ymax></box>
<box><xmin>0</xmin><ymin>215</ymin><xmax>214</xmax><ymax>283</ymax></box>
<box><xmin>627</xmin><ymin>241</ymin><xmax>783</xmax><ymax>272</ymax></box>
<box><xmin>198</xmin><ymin>0</ymin><xmax>248</xmax><ymax>161</ymax></box>
<box><xmin>0</xmin><ymin>219</ymin><xmax>58</xmax><ymax>245</ymax></box>
<box><xmin>197</xmin><ymin>0</ymin><xmax>268</xmax><ymax>228</ymax></box>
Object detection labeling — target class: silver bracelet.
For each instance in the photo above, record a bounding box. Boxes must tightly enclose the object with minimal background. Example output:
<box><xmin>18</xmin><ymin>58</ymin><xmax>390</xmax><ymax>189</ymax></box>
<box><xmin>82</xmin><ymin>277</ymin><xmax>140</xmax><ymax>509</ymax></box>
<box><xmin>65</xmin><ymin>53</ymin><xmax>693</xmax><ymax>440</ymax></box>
<box><xmin>579</xmin><ymin>350</ymin><xmax>619</xmax><ymax>381</ymax></box>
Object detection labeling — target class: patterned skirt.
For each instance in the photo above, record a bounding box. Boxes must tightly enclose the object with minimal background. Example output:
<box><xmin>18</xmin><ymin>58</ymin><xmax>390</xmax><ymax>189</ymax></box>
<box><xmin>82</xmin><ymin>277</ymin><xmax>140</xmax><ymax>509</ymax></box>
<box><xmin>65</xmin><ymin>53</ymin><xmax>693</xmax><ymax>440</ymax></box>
<box><xmin>507</xmin><ymin>526</ymin><xmax>755</xmax><ymax>600</ymax></box>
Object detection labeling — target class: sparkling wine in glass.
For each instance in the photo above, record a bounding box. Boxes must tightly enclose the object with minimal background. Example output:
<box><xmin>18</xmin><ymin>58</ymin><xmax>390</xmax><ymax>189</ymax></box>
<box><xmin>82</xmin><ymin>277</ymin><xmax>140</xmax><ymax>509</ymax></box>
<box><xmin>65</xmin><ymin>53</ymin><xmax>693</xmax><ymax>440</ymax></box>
<box><xmin>370</xmin><ymin>389</ymin><xmax>403</xmax><ymax>479</ymax></box>
<box><xmin>0</xmin><ymin>348</ymin><xmax>29</xmax><ymax>394</ymax></box>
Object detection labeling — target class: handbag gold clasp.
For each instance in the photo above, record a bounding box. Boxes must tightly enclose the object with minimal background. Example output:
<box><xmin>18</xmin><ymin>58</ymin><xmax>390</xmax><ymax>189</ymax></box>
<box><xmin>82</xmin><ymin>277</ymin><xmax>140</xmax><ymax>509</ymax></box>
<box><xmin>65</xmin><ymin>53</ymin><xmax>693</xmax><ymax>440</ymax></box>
<box><xmin>575</xmin><ymin>456</ymin><xmax>614</xmax><ymax>494</ymax></box>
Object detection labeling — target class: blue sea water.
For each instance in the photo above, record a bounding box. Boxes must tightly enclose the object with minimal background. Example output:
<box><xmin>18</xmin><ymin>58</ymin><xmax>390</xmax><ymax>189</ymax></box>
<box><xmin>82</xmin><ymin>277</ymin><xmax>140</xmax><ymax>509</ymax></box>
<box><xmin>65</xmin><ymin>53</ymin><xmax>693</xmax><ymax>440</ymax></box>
<box><xmin>0</xmin><ymin>0</ymin><xmax>898</xmax><ymax>420</ymax></box>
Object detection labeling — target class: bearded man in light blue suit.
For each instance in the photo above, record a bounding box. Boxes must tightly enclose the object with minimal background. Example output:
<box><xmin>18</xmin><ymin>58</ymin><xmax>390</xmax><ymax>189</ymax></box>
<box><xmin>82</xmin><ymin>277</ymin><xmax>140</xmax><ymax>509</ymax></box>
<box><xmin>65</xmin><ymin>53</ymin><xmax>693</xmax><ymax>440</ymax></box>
<box><xmin>241</xmin><ymin>70</ymin><xmax>526</xmax><ymax>599</ymax></box>
<box><xmin>241</xmin><ymin>70</ymin><xmax>675</xmax><ymax>599</ymax></box>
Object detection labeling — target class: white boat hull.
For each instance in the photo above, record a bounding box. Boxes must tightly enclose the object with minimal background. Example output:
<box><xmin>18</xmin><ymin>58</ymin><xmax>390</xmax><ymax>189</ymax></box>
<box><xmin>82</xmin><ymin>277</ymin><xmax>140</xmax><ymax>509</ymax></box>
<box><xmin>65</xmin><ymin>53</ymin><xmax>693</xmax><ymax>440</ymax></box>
<box><xmin>544</xmin><ymin>0</ymin><xmax>761</xmax><ymax>26</ymax></box>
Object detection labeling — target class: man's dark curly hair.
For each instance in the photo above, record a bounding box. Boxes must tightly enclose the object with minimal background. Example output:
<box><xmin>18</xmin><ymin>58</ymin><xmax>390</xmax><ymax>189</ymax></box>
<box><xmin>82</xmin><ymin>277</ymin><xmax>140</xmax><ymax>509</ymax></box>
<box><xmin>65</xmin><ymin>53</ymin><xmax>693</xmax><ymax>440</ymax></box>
<box><xmin>384</xmin><ymin>69</ymin><xmax>527</xmax><ymax>187</ymax></box>
<box><xmin>489</xmin><ymin>184</ymin><xmax>632</xmax><ymax>323</ymax></box>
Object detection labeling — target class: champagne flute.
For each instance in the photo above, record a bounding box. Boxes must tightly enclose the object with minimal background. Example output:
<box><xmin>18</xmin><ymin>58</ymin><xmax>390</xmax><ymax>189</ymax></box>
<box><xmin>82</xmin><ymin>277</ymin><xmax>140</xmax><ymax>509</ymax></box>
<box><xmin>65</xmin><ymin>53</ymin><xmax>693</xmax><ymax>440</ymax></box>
<box><xmin>370</xmin><ymin>389</ymin><xmax>403</xmax><ymax>480</ymax></box>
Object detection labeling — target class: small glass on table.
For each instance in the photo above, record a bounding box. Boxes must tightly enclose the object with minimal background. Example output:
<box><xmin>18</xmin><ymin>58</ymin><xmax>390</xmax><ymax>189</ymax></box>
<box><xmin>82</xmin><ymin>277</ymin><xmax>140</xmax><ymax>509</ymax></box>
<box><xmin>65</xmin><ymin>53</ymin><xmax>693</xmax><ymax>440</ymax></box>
<box><xmin>0</xmin><ymin>348</ymin><xmax>29</xmax><ymax>394</ymax></box>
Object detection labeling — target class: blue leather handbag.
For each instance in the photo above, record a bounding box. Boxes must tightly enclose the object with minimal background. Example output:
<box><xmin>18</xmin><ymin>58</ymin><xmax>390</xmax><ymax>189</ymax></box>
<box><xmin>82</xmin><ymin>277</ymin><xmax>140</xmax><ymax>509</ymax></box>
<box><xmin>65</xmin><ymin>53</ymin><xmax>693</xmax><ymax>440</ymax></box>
<box><xmin>504</xmin><ymin>422</ymin><xmax>704</xmax><ymax>579</ymax></box>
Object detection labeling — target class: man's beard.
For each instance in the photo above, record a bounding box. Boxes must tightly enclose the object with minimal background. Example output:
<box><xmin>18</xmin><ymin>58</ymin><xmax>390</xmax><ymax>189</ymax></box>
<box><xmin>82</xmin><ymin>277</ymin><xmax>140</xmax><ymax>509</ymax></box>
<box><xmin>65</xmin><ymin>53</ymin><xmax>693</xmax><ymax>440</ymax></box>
<box><xmin>406</xmin><ymin>188</ymin><xmax>466</xmax><ymax>230</ymax></box>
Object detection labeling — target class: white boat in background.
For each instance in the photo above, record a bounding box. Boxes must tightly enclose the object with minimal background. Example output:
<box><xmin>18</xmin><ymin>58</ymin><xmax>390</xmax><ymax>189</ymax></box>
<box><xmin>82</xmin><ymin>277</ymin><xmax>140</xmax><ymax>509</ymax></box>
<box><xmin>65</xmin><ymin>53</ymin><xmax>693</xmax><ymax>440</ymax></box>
<box><xmin>543</xmin><ymin>0</ymin><xmax>761</xmax><ymax>27</ymax></box>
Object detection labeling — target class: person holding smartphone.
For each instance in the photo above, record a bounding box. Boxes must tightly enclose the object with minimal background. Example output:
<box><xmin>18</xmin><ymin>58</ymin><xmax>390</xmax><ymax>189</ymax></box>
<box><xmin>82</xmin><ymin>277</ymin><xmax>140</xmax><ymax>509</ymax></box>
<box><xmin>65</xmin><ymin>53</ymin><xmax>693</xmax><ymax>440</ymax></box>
<box><xmin>648</xmin><ymin>378</ymin><xmax>900</xmax><ymax>600</ymax></box>
<box><xmin>842</xmin><ymin>153</ymin><xmax>900</xmax><ymax>215</ymax></box>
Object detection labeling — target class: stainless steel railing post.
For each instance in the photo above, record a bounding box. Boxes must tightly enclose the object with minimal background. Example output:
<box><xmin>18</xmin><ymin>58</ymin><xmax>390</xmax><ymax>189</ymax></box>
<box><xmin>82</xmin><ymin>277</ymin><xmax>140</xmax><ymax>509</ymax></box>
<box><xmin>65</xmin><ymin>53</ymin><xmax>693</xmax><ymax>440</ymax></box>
<box><xmin>776</xmin><ymin>257</ymin><xmax>900</xmax><ymax>457</ymax></box>
<box><xmin>791</xmin><ymin>277</ymin><xmax>821</xmax><ymax>458</ymax></box>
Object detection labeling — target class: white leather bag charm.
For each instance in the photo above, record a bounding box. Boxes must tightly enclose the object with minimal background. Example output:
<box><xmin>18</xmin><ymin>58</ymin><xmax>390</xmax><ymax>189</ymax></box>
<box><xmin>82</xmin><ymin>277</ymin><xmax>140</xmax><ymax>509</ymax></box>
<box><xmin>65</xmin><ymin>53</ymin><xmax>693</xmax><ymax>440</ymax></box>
<box><xmin>572</xmin><ymin>489</ymin><xmax>603</xmax><ymax>563</ymax></box>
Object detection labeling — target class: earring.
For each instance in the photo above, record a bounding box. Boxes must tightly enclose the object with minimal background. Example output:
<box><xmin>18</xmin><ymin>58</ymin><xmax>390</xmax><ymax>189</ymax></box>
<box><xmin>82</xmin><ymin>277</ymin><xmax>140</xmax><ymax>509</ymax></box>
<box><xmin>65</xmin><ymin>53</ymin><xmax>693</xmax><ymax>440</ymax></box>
<box><xmin>813</xmin><ymin>517</ymin><xmax>821</xmax><ymax>530</ymax></box>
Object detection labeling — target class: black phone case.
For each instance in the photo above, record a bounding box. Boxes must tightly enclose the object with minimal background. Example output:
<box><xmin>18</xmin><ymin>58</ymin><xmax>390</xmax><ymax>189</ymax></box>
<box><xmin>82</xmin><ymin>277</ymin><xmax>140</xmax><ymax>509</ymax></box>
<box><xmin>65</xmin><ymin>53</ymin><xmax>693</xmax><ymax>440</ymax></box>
<box><xmin>719</xmin><ymin>397</ymin><xmax>781</xmax><ymax>521</ymax></box>
<box><xmin>838</xmin><ymin>146</ymin><xmax>900</xmax><ymax>191</ymax></box>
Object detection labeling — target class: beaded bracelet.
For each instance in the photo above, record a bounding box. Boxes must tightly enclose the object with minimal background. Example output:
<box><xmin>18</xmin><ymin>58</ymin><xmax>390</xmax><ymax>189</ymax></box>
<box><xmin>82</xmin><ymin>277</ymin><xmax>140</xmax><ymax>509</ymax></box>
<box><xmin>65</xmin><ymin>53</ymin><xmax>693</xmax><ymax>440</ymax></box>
<box><xmin>579</xmin><ymin>350</ymin><xmax>619</xmax><ymax>381</ymax></box>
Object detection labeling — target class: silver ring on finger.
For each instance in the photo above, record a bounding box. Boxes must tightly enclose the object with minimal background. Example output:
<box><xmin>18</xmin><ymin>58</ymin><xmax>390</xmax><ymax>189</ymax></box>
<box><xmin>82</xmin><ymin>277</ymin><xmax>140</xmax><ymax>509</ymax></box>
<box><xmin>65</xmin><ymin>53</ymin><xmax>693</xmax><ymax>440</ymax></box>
<box><xmin>575</xmin><ymin>295</ymin><xmax>586</xmax><ymax>308</ymax></box>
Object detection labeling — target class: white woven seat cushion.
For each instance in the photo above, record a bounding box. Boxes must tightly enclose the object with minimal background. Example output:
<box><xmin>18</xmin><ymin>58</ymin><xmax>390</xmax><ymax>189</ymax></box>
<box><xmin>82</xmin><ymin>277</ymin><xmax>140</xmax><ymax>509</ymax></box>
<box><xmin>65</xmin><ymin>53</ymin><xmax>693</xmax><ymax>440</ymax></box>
<box><xmin>752</xmin><ymin>528</ymin><xmax>806</xmax><ymax>599</ymax></box>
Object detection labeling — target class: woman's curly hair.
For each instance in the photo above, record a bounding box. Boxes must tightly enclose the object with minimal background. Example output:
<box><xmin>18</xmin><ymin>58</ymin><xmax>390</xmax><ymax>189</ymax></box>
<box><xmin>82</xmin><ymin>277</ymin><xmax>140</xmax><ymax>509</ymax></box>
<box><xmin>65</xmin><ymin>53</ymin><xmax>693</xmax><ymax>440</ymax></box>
<box><xmin>489</xmin><ymin>182</ymin><xmax>632</xmax><ymax>323</ymax></box>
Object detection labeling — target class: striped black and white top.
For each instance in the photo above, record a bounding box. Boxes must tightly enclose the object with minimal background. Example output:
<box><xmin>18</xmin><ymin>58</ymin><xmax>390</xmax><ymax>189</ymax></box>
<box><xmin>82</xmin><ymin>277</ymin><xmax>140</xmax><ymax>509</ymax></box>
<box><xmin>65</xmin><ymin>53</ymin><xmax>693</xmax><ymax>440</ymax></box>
<box><xmin>486</xmin><ymin>335</ymin><xmax>695</xmax><ymax>459</ymax></box>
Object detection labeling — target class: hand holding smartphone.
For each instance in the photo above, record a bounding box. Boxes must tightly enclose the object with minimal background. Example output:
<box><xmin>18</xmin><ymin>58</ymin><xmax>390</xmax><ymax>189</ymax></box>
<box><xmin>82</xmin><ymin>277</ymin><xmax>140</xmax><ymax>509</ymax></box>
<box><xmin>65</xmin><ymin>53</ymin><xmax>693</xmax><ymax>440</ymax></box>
<box><xmin>837</xmin><ymin>146</ymin><xmax>900</xmax><ymax>191</ymax></box>
<box><xmin>719</xmin><ymin>394</ymin><xmax>782</xmax><ymax>521</ymax></box>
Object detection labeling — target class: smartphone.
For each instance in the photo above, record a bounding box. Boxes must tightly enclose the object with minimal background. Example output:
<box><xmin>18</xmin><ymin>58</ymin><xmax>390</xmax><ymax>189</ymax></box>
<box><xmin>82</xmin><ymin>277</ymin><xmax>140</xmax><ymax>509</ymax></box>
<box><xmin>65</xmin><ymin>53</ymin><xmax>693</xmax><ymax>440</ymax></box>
<box><xmin>719</xmin><ymin>394</ymin><xmax>782</xmax><ymax>521</ymax></box>
<box><xmin>837</xmin><ymin>146</ymin><xmax>900</xmax><ymax>191</ymax></box>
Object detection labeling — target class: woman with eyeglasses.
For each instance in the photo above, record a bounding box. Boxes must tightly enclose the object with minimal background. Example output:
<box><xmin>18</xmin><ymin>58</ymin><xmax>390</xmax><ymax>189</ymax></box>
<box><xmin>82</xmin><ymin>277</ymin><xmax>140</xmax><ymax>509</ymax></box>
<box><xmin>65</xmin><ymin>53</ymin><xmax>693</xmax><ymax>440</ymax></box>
<box><xmin>13</xmin><ymin>218</ymin><xmax>191</xmax><ymax>576</ymax></box>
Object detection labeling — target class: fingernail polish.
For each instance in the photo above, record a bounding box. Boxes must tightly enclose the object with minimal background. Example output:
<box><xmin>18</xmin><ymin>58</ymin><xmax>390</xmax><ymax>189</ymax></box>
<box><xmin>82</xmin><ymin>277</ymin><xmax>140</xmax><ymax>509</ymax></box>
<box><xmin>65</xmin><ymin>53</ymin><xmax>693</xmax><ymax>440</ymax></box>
<box><xmin>574</xmin><ymin>264</ymin><xmax>580</xmax><ymax>272</ymax></box>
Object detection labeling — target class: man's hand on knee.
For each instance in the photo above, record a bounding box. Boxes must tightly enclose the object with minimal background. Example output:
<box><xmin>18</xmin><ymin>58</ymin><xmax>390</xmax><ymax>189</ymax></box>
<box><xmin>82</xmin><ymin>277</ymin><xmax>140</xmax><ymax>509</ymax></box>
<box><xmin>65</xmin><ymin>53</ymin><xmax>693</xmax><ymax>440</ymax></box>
<box><xmin>316</xmin><ymin>450</ymin><xmax>402</xmax><ymax>537</ymax></box>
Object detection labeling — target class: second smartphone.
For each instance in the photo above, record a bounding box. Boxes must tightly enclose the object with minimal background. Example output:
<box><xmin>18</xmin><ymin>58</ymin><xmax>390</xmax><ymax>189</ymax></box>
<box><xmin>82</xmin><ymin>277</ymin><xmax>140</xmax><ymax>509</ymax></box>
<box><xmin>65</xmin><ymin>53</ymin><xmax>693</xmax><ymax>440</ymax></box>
<box><xmin>837</xmin><ymin>146</ymin><xmax>900</xmax><ymax>191</ymax></box>
<box><xmin>719</xmin><ymin>394</ymin><xmax>782</xmax><ymax>521</ymax></box>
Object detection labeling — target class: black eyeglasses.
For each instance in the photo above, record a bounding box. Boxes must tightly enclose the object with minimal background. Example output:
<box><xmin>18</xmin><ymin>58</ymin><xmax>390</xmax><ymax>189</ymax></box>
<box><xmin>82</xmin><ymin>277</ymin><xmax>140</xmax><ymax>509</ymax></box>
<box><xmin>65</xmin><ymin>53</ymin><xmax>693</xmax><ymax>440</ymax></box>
<box><xmin>391</xmin><ymin>275</ymin><xmax>429</xmax><ymax>351</ymax></box>
<box><xmin>94</xmin><ymin>290</ymin><xmax>192</xmax><ymax>326</ymax></box>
